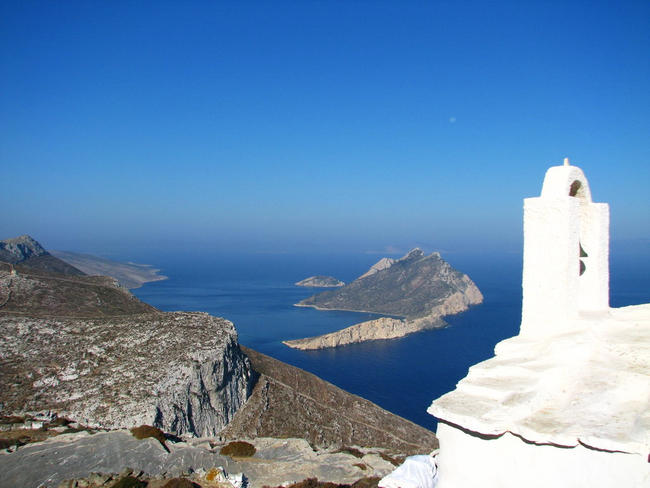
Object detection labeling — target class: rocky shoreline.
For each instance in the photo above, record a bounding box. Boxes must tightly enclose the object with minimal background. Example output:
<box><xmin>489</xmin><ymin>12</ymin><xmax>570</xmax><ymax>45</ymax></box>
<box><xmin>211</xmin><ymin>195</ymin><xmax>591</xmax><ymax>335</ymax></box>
<box><xmin>295</xmin><ymin>275</ymin><xmax>345</xmax><ymax>288</ymax></box>
<box><xmin>284</xmin><ymin>316</ymin><xmax>445</xmax><ymax>350</ymax></box>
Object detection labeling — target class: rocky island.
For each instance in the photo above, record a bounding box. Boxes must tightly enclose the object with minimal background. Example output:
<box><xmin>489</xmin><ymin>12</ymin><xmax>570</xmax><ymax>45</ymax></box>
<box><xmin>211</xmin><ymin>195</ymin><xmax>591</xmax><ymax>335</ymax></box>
<box><xmin>0</xmin><ymin>235</ymin><xmax>437</xmax><ymax>487</ymax></box>
<box><xmin>285</xmin><ymin>249</ymin><xmax>482</xmax><ymax>350</ymax></box>
<box><xmin>295</xmin><ymin>275</ymin><xmax>345</xmax><ymax>287</ymax></box>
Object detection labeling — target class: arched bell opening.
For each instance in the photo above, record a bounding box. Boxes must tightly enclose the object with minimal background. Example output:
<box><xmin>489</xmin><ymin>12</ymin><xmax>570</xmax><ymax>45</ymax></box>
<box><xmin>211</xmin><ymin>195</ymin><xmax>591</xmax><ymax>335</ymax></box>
<box><xmin>569</xmin><ymin>180</ymin><xmax>586</xmax><ymax>198</ymax></box>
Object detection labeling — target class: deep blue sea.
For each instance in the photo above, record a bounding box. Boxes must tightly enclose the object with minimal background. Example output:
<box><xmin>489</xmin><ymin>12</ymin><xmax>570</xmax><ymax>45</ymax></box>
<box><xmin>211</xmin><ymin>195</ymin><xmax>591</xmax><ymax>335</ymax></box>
<box><xmin>132</xmin><ymin>248</ymin><xmax>650</xmax><ymax>432</ymax></box>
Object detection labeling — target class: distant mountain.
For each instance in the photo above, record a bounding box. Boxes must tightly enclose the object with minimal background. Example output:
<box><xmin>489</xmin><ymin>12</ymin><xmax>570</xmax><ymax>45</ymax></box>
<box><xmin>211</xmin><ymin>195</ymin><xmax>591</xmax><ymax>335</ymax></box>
<box><xmin>286</xmin><ymin>249</ymin><xmax>483</xmax><ymax>349</ymax></box>
<box><xmin>51</xmin><ymin>250</ymin><xmax>167</xmax><ymax>289</ymax></box>
<box><xmin>296</xmin><ymin>248</ymin><xmax>482</xmax><ymax>319</ymax></box>
<box><xmin>0</xmin><ymin>235</ymin><xmax>84</xmax><ymax>276</ymax></box>
<box><xmin>0</xmin><ymin>260</ymin><xmax>157</xmax><ymax>317</ymax></box>
<box><xmin>295</xmin><ymin>275</ymin><xmax>345</xmax><ymax>288</ymax></box>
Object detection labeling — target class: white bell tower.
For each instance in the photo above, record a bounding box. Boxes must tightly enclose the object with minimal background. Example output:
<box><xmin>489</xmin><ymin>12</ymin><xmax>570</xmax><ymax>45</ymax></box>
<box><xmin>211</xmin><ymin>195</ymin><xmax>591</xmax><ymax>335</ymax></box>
<box><xmin>521</xmin><ymin>158</ymin><xmax>609</xmax><ymax>336</ymax></box>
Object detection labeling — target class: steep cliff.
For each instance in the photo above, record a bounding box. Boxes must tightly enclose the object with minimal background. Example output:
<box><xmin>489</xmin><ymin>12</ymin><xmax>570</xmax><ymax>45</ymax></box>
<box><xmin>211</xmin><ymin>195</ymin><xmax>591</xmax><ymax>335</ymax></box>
<box><xmin>0</xmin><ymin>311</ymin><xmax>254</xmax><ymax>436</ymax></box>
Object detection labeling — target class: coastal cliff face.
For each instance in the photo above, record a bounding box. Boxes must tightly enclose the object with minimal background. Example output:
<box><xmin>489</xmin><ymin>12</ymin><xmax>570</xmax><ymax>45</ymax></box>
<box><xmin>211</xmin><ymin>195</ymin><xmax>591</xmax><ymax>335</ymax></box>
<box><xmin>0</xmin><ymin>311</ymin><xmax>254</xmax><ymax>437</ymax></box>
<box><xmin>287</xmin><ymin>249</ymin><xmax>483</xmax><ymax>349</ymax></box>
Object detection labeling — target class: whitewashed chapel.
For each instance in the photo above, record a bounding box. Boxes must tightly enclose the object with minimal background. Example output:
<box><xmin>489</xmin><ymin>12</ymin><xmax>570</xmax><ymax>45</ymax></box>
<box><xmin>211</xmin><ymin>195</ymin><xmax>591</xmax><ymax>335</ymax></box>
<box><xmin>428</xmin><ymin>159</ymin><xmax>649</xmax><ymax>487</ymax></box>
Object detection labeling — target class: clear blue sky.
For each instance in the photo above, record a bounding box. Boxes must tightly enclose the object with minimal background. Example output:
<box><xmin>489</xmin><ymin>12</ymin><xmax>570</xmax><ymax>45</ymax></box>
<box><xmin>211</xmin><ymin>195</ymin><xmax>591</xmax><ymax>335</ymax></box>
<box><xmin>1</xmin><ymin>1</ymin><xmax>648</xmax><ymax>256</ymax></box>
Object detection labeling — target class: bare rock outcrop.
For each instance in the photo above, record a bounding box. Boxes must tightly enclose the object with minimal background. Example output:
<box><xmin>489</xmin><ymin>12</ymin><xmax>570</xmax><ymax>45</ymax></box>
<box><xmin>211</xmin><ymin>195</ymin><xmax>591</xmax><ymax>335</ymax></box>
<box><xmin>0</xmin><ymin>431</ymin><xmax>396</xmax><ymax>488</ymax></box>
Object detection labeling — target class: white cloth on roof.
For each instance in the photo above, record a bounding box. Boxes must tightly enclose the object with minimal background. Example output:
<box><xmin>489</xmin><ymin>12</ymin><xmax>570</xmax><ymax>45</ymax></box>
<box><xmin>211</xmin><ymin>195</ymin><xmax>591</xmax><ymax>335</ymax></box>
<box><xmin>378</xmin><ymin>454</ymin><xmax>438</xmax><ymax>488</ymax></box>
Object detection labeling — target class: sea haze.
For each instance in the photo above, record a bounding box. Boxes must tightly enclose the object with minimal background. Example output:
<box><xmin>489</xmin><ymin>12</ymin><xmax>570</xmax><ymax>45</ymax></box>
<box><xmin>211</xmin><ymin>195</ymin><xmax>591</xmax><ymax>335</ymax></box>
<box><xmin>133</xmin><ymin>250</ymin><xmax>649</xmax><ymax>432</ymax></box>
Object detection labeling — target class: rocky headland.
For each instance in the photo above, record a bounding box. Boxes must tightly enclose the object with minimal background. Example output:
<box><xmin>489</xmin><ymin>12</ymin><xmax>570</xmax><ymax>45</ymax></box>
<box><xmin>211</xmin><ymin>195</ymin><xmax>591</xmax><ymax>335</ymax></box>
<box><xmin>295</xmin><ymin>275</ymin><xmax>345</xmax><ymax>287</ymax></box>
<box><xmin>0</xmin><ymin>235</ymin><xmax>437</xmax><ymax>487</ymax></box>
<box><xmin>285</xmin><ymin>249</ymin><xmax>482</xmax><ymax>349</ymax></box>
<box><xmin>51</xmin><ymin>250</ymin><xmax>168</xmax><ymax>289</ymax></box>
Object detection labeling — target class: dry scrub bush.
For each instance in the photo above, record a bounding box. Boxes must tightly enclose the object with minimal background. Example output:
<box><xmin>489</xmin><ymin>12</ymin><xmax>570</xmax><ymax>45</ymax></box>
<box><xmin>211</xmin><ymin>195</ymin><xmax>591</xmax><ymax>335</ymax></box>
<box><xmin>130</xmin><ymin>425</ymin><xmax>169</xmax><ymax>452</ymax></box>
<box><xmin>219</xmin><ymin>440</ymin><xmax>256</xmax><ymax>457</ymax></box>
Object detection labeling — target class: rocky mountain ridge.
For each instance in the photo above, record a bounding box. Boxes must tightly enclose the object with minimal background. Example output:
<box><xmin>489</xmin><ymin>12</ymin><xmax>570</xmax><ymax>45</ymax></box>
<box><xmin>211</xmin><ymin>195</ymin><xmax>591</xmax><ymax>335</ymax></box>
<box><xmin>0</xmin><ymin>235</ymin><xmax>85</xmax><ymax>276</ymax></box>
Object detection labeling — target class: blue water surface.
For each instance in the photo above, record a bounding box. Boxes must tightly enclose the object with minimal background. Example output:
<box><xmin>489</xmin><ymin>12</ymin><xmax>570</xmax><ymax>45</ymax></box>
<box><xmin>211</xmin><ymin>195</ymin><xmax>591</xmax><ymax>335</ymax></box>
<box><xmin>133</xmin><ymin>249</ymin><xmax>649</xmax><ymax>432</ymax></box>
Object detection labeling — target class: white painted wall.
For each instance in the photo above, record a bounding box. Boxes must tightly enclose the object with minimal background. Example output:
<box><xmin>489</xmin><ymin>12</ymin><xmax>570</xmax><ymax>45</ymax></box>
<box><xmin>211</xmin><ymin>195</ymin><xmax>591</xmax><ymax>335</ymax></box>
<box><xmin>435</xmin><ymin>422</ymin><xmax>649</xmax><ymax>488</ymax></box>
<box><xmin>521</xmin><ymin>165</ymin><xmax>609</xmax><ymax>337</ymax></box>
